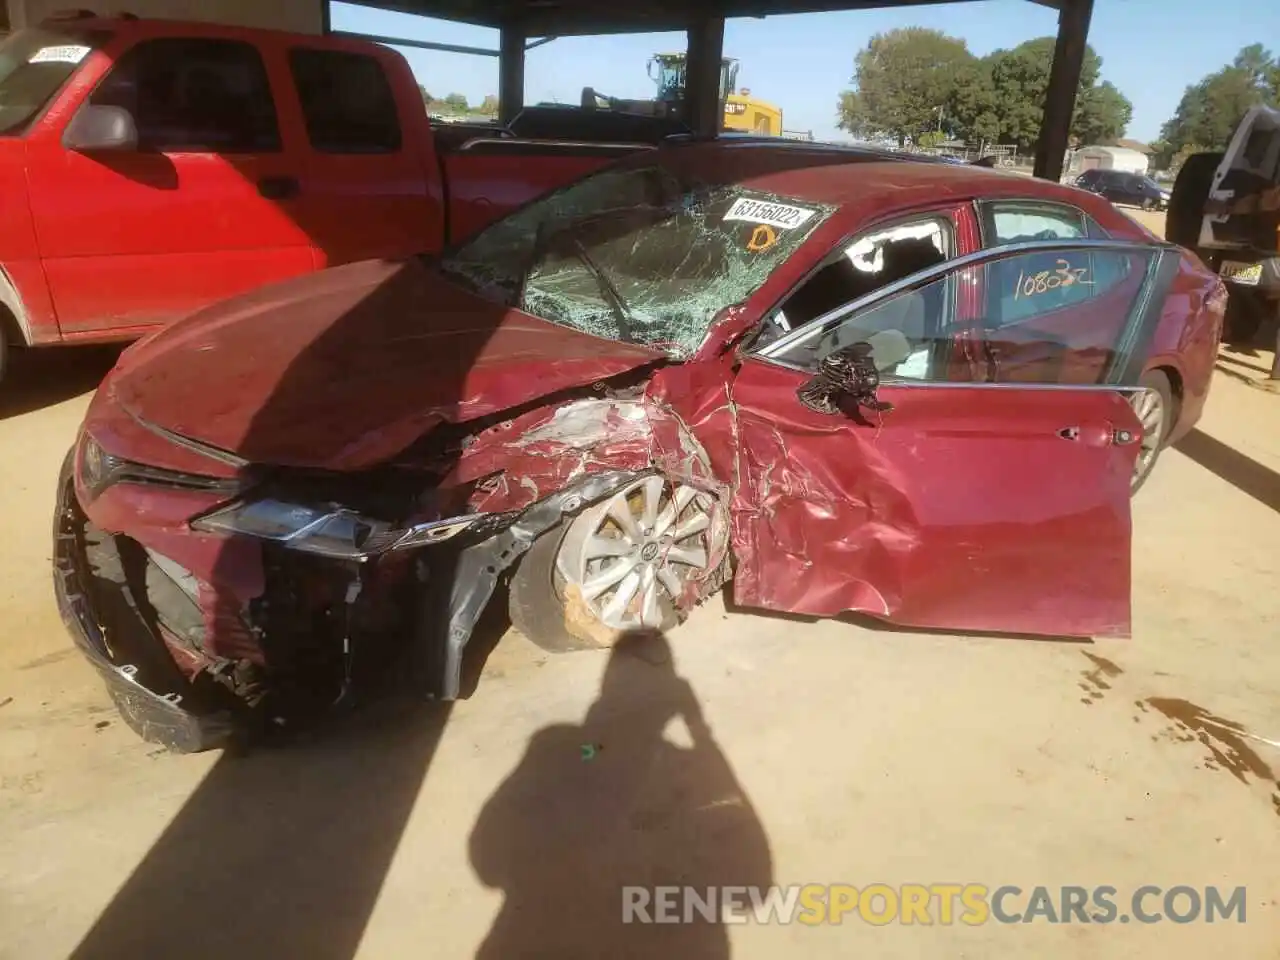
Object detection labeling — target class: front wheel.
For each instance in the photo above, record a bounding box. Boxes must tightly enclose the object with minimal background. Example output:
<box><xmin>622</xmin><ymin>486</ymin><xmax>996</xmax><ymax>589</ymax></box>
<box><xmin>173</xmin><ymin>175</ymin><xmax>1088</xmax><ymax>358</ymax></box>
<box><xmin>508</xmin><ymin>475</ymin><xmax>725</xmax><ymax>652</ymax></box>
<box><xmin>1128</xmin><ymin>369</ymin><xmax>1175</xmax><ymax>496</ymax></box>
<box><xmin>1141</xmin><ymin>197</ymin><xmax>1155</xmax><ymax>211</ymax></box>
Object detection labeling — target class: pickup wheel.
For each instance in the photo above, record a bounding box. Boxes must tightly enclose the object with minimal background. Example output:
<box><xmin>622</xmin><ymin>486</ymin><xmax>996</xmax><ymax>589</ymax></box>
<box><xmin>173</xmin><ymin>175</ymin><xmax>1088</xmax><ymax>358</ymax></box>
<box><xmin>1223</xmin><ymin>288</ymin><xmax>1266</xmax><ymax>343</ymax></box>
<box><xmin>1165</xmin><ymin>152</ymin><xmax>1223</xmax><ymax>249</ymax></box>
<box><xmin>508</xmin><ymin>476</ymin><xmax>723</xmax><ymax>653</ymax></box>
<box><xmin>1129</xmin><ymin>369</ymin><xmax>1175</xmax><ymax>496</ymax></box>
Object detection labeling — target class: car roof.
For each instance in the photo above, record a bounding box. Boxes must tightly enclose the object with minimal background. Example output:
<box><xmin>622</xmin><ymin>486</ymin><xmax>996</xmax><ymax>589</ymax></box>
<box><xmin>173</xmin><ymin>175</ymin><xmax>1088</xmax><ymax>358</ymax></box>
<box><xmin>659</xmin><ymin>139</ymin><xmax>1124</xmax><ymax>228</ymax></box>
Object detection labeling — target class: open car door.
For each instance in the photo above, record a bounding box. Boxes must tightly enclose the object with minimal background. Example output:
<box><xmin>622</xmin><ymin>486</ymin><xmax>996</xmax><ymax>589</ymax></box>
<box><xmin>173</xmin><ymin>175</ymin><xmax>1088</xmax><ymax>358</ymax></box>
<box><xmin>729</xmin><ymin>239</ymin><xmax>1181</xmax><ymax>639</ymax></box>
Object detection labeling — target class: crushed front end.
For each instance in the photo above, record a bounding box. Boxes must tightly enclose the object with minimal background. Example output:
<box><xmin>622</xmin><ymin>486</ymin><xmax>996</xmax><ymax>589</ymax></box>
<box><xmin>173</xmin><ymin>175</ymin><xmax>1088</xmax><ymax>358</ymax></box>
<box><xmin>53</xmin><ymin>384</ymin><xmax>710</xmax><ymax>753</ymax></box>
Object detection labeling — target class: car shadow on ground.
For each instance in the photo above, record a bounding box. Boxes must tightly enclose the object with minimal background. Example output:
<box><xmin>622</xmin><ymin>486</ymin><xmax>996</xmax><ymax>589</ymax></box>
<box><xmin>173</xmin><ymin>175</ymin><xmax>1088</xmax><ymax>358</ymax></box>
<box><xmin>1174</xmin><ymin>429</ymin><xmax>1280</xmax><ymax>514</ymax></box>
<box><xmin>69</xmin><ymin>626</ymin><xmax>772</xmax><ymax>960</ymax></box>
<box><xmin>66</xmin><ymin>597</ymin><xmax>514</xmax><ymax>960</ymax></box>
<box><xmin>469</xmin><ymin>628</ymin><xmax>773</xmax><ymax>959</ymax></box>
<box><xmin>0</xmin><ymin>344</ymin><xmax>123</xmax><ymax>420</ymax></box>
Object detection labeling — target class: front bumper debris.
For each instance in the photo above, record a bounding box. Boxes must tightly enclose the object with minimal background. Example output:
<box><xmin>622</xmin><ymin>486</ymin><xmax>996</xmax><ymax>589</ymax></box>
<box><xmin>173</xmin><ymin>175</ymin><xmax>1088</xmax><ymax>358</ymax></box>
<box><xmin>52</xmin><ymin>451</ymin><xmax>236</xmax><ymax>753</ymax></box>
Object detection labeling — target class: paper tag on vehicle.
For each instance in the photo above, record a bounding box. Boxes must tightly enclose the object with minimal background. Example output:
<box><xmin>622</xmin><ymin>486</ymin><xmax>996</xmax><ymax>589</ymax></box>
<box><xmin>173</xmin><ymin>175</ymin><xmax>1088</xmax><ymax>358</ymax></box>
<box><xmin>723</xmin><ymin>197</ymin><xmax>816</xmax><ymax>231</ymax></box>
<box><xmin>28</xmin><ymin>45</ymin><xmax>91</xmax><ymax>65</ymax></box>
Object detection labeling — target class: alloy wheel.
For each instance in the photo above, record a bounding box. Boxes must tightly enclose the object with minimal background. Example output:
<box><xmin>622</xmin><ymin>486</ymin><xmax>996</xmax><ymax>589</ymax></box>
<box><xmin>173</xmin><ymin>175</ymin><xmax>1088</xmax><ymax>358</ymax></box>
<box><xmin>1128</xmin><ymin>388</ymin><xmax>1165</xmax><ymax>488</ymax></box>
<box><xmin>556</xmin><ymin>475</ymin><xmax>719</xmax><ymax>630</ymax></box>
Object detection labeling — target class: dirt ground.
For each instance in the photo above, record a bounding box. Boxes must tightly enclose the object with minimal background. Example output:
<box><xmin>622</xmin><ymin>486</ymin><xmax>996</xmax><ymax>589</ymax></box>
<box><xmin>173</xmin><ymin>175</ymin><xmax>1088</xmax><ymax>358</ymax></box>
<box><xmin>1</xmin><ymin>208</ymin><xmax>1278</xmax><ymax>959</ymax></box>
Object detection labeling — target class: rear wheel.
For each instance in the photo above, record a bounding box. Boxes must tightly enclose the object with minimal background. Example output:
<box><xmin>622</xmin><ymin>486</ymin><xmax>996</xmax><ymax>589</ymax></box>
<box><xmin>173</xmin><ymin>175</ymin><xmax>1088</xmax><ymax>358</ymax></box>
<box><xmin>508</xmin><ymin>475</ymin><xmax>724</xmax><ymax>652</ymax></box>
<box><xmin>1129</xmin><ymin>369</ymin><xmax>1175</xmax><ymax>496</ymax></box>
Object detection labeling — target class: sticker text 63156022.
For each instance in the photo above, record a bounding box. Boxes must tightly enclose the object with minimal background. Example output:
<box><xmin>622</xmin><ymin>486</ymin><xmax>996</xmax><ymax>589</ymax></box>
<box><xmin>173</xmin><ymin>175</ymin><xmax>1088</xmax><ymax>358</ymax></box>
<box><xmin>1014</xmin><ymin>259</ymin><xmax>1094</xmax><ymax>300</ymax></box>
<box><xmin>723</xmin><ymin>197</ymin><xmax>817</xmax><ymax>231</ymax></box>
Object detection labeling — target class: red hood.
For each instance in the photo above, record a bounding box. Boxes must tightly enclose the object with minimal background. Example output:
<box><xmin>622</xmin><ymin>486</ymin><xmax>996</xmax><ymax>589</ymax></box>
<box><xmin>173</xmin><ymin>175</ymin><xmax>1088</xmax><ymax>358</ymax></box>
<box><xmin>110</xmin><ymin>258</ymin><xmax>663</xmax><ymax>471</ymax></box>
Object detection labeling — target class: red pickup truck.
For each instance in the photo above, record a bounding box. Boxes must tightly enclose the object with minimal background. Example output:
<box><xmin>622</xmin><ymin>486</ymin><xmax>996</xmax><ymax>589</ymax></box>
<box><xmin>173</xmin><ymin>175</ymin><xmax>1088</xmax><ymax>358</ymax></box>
<box><xmin>0</xmin><ymin>13</ymin><xmax>643</xmax><ymax>382</ymax></box>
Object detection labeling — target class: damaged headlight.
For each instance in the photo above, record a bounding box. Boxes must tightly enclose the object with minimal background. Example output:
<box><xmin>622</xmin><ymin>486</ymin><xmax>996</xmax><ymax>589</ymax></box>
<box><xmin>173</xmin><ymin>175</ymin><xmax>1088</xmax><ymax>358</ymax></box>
<box><xmin>189</xmin><ymin>498</ymin><xmax>499</xmax><ymax>562</ymax></box>
<box><xmin>78</xmin><ymin>431</ymin><xmax>246</xmax><ymax>501</ymax></box>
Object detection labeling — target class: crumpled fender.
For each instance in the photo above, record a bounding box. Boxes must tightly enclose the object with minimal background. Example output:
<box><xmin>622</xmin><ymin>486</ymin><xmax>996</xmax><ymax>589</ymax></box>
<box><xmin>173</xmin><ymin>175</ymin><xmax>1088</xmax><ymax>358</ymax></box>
<box><xmin>421</xmin><ymin>391</ymin><xmax>735</xmax><ymax>699</ymax></box>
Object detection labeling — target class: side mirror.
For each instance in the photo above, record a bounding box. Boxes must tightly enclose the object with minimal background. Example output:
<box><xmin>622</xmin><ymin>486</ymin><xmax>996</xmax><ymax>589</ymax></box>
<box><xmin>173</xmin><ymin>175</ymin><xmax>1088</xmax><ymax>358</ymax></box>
<box><xmin>797</xmin><ymin>343</ymin><xmax>894</xmax><ymax>417</ymax></box>
<box><xmin>63</xmin><ymin>105</ymin><xmax>138</xmax><ymax>152</ymax></box>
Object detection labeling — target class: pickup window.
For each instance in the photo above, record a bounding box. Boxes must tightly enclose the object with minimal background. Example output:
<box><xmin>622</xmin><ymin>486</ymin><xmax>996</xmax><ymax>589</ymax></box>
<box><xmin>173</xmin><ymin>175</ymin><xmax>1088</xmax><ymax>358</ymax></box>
<box><xmin>0</xmin><ymin>26</ymin><xmax>109</xmax><ymax>135</ymax></box>
<box><xmin>288</xmin><ymin>48</ymin><xmax>402</xmax><ymax>154</ymax></box>
<box><xmin>88</xmin><ymin>37</ymin><xmax>280</xmax><ymax>153</ymax></box>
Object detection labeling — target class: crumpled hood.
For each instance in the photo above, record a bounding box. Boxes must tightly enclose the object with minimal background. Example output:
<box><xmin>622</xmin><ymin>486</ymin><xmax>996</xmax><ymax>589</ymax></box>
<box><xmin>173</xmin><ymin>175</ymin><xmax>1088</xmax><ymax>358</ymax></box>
<box><xmin>110</xmin><ymin>258</ymin><xmax>663</xmax><ymax>471</ymax></box>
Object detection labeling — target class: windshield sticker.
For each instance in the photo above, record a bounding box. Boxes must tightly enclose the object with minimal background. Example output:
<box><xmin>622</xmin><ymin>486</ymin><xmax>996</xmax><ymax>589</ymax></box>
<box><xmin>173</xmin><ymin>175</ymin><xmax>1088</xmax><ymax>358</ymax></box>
<box><xmin>28</xmin><ymin>45</ymin><xmax>92</xmax><ymax>65</ymax></box>
<box><xmin>746</xmin><ymin>224</ymin><xmax>779</xmax><ymax>253</ymax></box>
<box><xmin>1014</xmin><ymin>259</ymin><xmax>1094</xmax><ymax>299</ymax></box>
<box><xmin>724</xmin><ymin>197</ymin><xmax>817</xmax><ymax>231</ymax></box>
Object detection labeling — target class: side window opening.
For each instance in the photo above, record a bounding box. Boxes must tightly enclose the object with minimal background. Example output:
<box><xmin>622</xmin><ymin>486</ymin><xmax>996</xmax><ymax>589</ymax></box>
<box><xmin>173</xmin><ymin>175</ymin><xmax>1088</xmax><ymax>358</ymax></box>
<box><xmin>760</xmin><ymin>217</ymin><xmax>953</xmax><ymax>340</ymax></box>
<box><xmin>89</xmin><ymin>38</ymin><xmax>280</xmax><ymax>152</ymax></box>
<box><xmin>766</xmin><ymin>247</ymin><xmax>1159</xmax><ymax>387</ymax></box>
<box><xmin>288</xmin><ymin>48</ymin><xmax>401</xmax><ymax>154</ymax></box>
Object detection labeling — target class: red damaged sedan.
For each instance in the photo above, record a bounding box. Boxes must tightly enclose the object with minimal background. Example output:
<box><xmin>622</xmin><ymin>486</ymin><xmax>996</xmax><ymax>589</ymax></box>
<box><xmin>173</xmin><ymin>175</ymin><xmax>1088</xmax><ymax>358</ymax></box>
<box><xmin>54</xmin><ymin>140</ymin><xmax>1226</xmax><ymax>751</ymax></box>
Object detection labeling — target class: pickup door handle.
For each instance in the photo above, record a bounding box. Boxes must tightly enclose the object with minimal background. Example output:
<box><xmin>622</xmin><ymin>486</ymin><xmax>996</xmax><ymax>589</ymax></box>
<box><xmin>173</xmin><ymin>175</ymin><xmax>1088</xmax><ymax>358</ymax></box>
<box><xmin>258</xmin><ymin>176</ymin><xmax>300</xmax><ymax>200</ymax></box>
<box><xmin>1058</xmin><ymin>426</ymin><xmax>1080</xmax><ymax>441</ymax></box>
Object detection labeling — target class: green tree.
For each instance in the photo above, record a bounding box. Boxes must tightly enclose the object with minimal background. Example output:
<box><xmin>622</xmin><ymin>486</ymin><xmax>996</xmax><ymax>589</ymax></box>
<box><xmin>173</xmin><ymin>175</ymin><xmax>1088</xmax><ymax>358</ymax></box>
<box><xmin>1074</xmin><ymin>80</ymin><xmax>1133</xmax><ymax>146</ymax></box>
<box><xmin>1159</xmin><ymin>45</ymin><xmax>1280</xmax><ymax>153</ymax></box>
<box><xmin>442</xmin><ymin>92</ymin><xmax>469</xmax><ymax>114</ymax></box>
<box><xmin>945</xmin><ymin>58</ymin><xmax>1002</xmax><ymax>145</ymax></box>
<box><xmin>836</xmin><ymin>28</ymin><xmax>976</xmax><ymax>145</ymax></box>
<box><xmin>980</xmin><ymin>37</ymin><xmax>1132</xmax><ymax>150</ymax></box>
<box><xmin>418</xmin><ymin>84</ymin><xmax>432</xmax><ymax>104</ymax></box>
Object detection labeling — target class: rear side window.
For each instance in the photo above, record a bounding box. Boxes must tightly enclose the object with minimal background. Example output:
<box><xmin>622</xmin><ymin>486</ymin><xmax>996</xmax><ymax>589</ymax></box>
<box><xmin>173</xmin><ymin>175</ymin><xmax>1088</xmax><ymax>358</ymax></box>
<box><xmin>89</xmin><ymin>38</ymin><xmax>280</xmax><ymax>152</ymax></box>
<box><xmin>289</xmin><ymin>48</ymin><xmax>401</xmax><ymax>153</ymax></box>
<box><xmin>987</xmin><ymin>202</ymin><xmax>1085</xmax><ymax>244</ymax></box>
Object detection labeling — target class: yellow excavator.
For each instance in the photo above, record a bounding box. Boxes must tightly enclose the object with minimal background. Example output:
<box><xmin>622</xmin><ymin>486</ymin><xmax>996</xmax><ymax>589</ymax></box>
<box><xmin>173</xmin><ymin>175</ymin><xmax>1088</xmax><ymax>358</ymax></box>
<box><xmin>579</xmin><ymin>52</ymin><xmax>783</xmax><ymax>137</ymax></box>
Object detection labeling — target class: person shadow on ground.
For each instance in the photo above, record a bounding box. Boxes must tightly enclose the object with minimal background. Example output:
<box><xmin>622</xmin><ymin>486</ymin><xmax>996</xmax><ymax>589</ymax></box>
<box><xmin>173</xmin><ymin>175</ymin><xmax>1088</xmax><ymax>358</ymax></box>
<box><xmin>469</xmin><ymin>629</ymin><xmax>774</xmax><ymax>959</ymax></box>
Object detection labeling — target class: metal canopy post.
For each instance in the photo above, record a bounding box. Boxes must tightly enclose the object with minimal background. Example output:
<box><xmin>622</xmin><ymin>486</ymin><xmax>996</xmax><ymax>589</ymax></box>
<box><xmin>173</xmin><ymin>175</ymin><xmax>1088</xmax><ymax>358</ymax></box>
<box><xmin>1033</xmin><ymin>0</ymin><xmax>1093</xmax><ymax>182</ymax></box>
<box><xmin>685</xmin><ymin>15</ymin><xmax>725</xmax><ymax>137</ymax></box>
<box><xmin>499</xmin><ymin>23</ymin><xmax>526</xmax><ymax>125</ymax></box>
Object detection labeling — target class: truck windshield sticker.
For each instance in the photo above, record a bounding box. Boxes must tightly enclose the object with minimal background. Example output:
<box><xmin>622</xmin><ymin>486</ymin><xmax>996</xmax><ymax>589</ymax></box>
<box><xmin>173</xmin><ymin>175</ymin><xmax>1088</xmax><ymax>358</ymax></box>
<box><xmin>29</xmin><ymin>45</ymin><xmax>92</xmax><ymax>65</ymax></box>
<box><xmin>723</xmin><ymin>197</ymin><xmax>817</xmax><ymax>231</ymax></box>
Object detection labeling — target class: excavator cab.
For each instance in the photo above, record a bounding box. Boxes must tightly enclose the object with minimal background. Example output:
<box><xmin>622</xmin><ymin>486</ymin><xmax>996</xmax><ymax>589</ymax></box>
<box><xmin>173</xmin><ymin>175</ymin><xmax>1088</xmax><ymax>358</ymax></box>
<box><xmin>646</xmin><ymin>53</ymin><xmax>740</xmax><ymax>112</ymax></box>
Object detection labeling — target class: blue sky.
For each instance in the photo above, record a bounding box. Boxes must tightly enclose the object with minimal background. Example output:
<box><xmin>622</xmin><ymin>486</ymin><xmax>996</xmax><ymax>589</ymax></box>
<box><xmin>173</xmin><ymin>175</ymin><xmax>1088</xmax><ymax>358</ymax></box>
<box><xmin>332</xmin><ymin>0</ymin><xmax>1280</xmax><ymax>145</ymax></box>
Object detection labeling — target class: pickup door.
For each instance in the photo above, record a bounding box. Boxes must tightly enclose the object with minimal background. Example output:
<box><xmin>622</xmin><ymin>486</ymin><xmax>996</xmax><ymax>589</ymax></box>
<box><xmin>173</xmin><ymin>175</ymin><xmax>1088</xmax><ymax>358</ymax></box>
<box><xmin>25</xmin><ymin>30</ymin><xmax>317</xmax><ymax>338</ymax></box>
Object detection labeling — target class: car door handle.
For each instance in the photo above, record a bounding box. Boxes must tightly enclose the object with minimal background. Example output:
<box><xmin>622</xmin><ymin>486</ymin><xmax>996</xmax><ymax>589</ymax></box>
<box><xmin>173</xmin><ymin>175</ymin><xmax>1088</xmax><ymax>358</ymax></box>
<box><xmin>1058</xmin><ymin>426</ymin><xmax>1139</xmax><ymax>445</ymax></box>
<box><xmin>258</xmin><ymin>176</ymin><xmax>300</xmax><ymax>200</ymax></box>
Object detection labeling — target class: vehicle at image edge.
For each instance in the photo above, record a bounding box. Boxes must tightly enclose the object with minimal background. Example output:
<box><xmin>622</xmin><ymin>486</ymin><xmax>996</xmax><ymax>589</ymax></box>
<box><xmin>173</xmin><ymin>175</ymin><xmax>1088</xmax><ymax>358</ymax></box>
<box><xmin>1167</xmin><ymin>104</ymin><xmax>1280</xmax><ymax>344</ymax></box>
<box><xmin>0</xmin><ymin>13</ymin><xmax>646</xmax><ymax>383</ymax></box>
<box><xmin>1074</xmin><ymin>169</ymin><xmax>1171</xmax><ymax>212</ymax></box>
<box><xmin>54</xmin><ymin>140</ymin><xmax>1226</xmax><ymax>753</ymax></box>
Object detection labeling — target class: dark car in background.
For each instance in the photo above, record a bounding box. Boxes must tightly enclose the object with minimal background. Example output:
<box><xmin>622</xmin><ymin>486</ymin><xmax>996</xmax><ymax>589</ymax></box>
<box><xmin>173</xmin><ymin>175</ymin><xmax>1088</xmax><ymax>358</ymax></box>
<box><xmin>1075</xmin><ymin>169</ymin><xmax>1171</xmax><ymax>211</ymax></box>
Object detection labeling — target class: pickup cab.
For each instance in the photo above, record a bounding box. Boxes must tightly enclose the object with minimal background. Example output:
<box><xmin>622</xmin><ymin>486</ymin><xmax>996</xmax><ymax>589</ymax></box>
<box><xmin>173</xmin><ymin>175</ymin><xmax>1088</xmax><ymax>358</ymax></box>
<box><xmin>0</xmin><ymin>13</ymin><xmax>644</xmax><ymax>381</ymax></box>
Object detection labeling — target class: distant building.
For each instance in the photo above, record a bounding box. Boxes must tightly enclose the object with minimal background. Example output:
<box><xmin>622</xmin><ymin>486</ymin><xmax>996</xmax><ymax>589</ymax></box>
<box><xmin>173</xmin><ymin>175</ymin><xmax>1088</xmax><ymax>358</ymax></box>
<box><xmin>1075</xmin><ymin>145</ymin><xmax>1149</xmax><ymax>176</ymax></box>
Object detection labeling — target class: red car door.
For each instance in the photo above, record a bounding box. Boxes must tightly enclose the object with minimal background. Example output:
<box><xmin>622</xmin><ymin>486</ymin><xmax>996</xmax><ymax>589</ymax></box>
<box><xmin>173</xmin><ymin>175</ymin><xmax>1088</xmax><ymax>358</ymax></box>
<box><xmin>728</xmin><ymin>239</ymin><xmax>1180</xmax><ymax>639</ymax></box>
<box><xmin>25</xmin><ymin>30</ymin><xmax>314</xmax><ymax>339</ymax></box>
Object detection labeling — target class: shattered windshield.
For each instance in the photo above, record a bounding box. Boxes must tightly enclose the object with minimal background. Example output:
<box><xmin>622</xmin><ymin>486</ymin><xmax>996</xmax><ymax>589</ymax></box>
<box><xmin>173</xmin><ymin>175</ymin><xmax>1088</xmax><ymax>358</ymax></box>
<box><xmin>0</xmin><ymin>28</ymin><xmax>107</xmax><ymax>135</ymax></box>
<box><xmin>439</xmin><ymin>163</ymin><xmax>836</xmax><ymax>358</ymax></box>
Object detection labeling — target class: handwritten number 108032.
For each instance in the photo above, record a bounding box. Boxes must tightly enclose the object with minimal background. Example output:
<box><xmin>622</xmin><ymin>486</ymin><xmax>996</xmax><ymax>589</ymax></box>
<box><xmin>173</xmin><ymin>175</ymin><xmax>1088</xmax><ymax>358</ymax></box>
<box><xmin>1014</xmin><ymin>259</ymin><xmax>1094</xmax><ymax>299</ymax></box>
